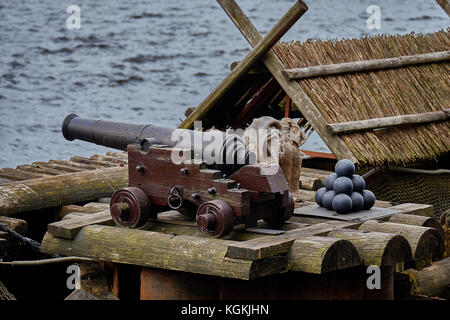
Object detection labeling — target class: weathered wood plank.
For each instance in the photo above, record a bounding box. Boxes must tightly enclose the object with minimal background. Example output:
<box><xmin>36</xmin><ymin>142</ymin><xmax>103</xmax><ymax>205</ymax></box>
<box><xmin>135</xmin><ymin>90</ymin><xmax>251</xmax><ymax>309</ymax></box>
<box><xmin>49</xmin><ymin>160</ymin><xmax>97</xmax><ymax>170</ymax></box>
<box><xmin>70</xmin><ymin>156</ymin><xmax>115</xmax><ymax>168</ymax></box>
<box><xmin>0</xmin><ymin>166</ymin><xmax>128</xmax><ymax>216</ymax></box>
<box><xmin>388</xmin><ymin>203</ymin><xmax>434</xmax><ymax>217</ymax></box>
<box><xmin>180</xmin><ymin>0</ymin><xmax>308</xmax><ymax>129</ymax></box>
<box><xmin>216</xmin><ymin>0</ymin><xmax>358</xmax><ymax>162</ymax></box>
<box><xmin>59</xmin><ymin>204</ymin><xmax>105</xmax><ymax>218</ymax></box>
<box><xmin>283</xmin><ymin>51</ymin><xmax>450</xmax><ymax>80</ymax></box>
<box><xmin>48</xmin><ymin>211</ymin><xmax>114</xmax><ymax>239</ymax></box>
<box><xmin>41</xmin><ymin>225</ymin><xmax>286</xmax><ymax>280</ymax></box>
<box><xmin>389</xmin><ymin>213</ymin><xmax>442</xmax><ymax>235</ymax></box>
<box><xmin>327</xmin><ymin>109</ymin><xmax>450</xmax><ymax>135</ymax></box>
<box><xmin>0</xmin><ymin>216</ymin><xmax>27</xmax><ymax>235</ymax></box>
<box><xmin>33</xmin><ymin>161</ymin><xmax>85</xmax><ymax>173</ymax></box>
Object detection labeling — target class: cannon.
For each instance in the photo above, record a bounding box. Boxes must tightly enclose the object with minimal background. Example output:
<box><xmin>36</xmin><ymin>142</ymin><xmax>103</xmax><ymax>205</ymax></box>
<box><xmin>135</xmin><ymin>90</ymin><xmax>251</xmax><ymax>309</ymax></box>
<box><xmin>62</xmin><ymin>114</ymin><xmax>294</xmax><ymax>237</ymax></box>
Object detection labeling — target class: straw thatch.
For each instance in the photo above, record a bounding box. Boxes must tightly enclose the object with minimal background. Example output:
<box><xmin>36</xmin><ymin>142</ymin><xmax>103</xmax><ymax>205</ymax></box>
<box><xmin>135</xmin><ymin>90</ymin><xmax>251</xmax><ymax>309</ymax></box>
<box><xmin>273</xmin><ymin>29</ymin><xmax>450</xmax><ymax>166</ymax></box>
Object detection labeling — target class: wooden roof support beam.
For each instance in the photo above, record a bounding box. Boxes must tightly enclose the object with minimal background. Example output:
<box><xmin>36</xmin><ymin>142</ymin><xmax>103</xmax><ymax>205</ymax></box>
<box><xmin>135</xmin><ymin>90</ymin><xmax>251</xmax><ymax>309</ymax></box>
<box><xmin>217</xmin><ymin>0</ymin><xmax>358</xmax><ymax>163</ymax></box>
<box><xmin>327</xmin><ymin>109</ymin><xmax>450</xmax><ymax>135</ymax></box>
<box><xmin>436</xmin><ymin>0</ymin><xmax>450</xmax><ymax>16</ymax></box>
<box><xmin>283</xmin><ymin>51</ymin><xmax>450</xmax><ymax>80</ymax></box>
<box><xmin>179</xmin><ymin>0</ymin><xmax>308</xmax><ymax>129</ymax></box>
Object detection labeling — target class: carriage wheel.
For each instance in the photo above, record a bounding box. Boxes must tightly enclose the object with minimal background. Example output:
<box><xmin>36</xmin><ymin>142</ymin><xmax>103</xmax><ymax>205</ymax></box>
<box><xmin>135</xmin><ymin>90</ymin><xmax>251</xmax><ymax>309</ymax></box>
<box><xmin>110</xmin><ymin>187</ymin><xmax>151</xmax><ymax>228</ymax></box>
<box><xmin>196</xmin><ymin>200</ymin><xmax>235</xmax><ymax>237</ymax></box>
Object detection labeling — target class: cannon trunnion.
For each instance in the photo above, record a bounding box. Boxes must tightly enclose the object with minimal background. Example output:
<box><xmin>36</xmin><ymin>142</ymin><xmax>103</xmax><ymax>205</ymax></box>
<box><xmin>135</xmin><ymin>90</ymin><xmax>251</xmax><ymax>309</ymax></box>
<box><xmin>62</xmin><ymin>114</ymin><xmax>294</xmax><ymax>237</ymax></box>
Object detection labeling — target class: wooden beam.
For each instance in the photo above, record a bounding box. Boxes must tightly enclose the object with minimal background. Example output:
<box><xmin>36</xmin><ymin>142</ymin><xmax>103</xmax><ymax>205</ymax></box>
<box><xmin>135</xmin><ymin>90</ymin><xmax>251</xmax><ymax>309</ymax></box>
<box><xmin>359</xmin><ymin>220</ymin><xmax>444</xmax><ymax>263</ymax></box>
<box><xmin>282</xmin><ymin>51</ymin><xmax>450</xmax><ymax>80</ymax></box>
<box><xmin>179</xmin><ymin>0</ymin><xmax>308</xmax><ymax>129</ymax></box>
<box><xmin>47</xmin><ymin>211</ymin><xmax>114</xmax><ymax>239</ymax></box>
<box><xmin>327</xmin><ymin>229</ymin><xmax>412</xmax><ymax>266</ymax></box>
<box><xmin>216</xmin><ymin>0</ymin><xmax>358</xmax><ymax>163</ymax></box>
<box><xmin>41</xmin><ymin>225</ymin><xmax>286</xmax><ymax>280</ymax></box>
<box><xmin>436</xmin><ymin>0</ymin><xmax>450</xmax><ymax>16</ymax></box>
<box><xmin>327</xmin><ymin>109</ymin><xmax>450</xmax><ymax>135</ymax></box>
<box><xmin>0</xmin><ymin>166</ymin><xmax>128</xmax><ymax>216</ymax></box>
<box><xmin>388</xmin><ymin>203</ymin><xmax>434</xmax><ymax>217</ymax></box>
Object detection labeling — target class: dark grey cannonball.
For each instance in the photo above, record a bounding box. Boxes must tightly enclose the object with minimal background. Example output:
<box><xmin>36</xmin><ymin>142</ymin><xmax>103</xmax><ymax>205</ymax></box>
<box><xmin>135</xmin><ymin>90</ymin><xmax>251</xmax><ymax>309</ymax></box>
<box><xmin>351</xmin><ymin>174</ymin><xmax>366</xmax><ymax>193</ymax></box>
<box><xmin>315</xmin><ymin>187</ymin><xmax>327</xmax><ymax>207</ymax></box>
<box><xmin>333</xmin><ymin>176</ymin><xmax>353</xmax><ymax>195</ymax></box>
<box><xmin>322</xmin><ymin>190</ymin><xmax>336</xmax><ymax>210</ymax></box>
<box><xmin>351</xmin><ymin>192</ymin><xmax>364</xmax><ymax>212</ymax></box>
<box><xmin>324</xmin><ymin>173</ymin><xmax>337</xmax><ymax>190</ymax></box>
<box><xmin>362</xmin><ymin>190</ymin><xmax>376</xmax><ymax>210</ymax></box>
<box><xmin>335</xmin><ymin>159</ymin><xmax>355</xmax><ymax>178</ymax></box>
<box><xmin>332</xmin><ymin>194</ymin><xmax>353</xmax><ymax>214</ymax></box>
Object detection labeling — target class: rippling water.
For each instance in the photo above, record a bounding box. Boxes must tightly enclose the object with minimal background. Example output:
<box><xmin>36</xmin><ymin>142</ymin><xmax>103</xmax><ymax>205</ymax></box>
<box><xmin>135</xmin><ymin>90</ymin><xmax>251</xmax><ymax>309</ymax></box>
<box><xmin>0</xmin><ymin>0</ymin><xmax>448</xmax><ymax>168</ymax></box>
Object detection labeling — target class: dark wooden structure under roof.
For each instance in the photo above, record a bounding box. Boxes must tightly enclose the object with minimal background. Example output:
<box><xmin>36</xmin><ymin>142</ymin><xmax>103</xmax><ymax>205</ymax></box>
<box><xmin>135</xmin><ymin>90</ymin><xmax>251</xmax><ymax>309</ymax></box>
<box><xmin>180</xmin><ymin>0</ymin><xmax>450</xmax><ymax>167</ymax></box>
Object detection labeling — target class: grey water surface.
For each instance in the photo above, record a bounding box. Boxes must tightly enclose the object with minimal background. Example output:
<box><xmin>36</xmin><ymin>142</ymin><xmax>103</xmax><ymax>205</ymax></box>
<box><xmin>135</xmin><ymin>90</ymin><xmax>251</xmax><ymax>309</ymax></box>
<box><xmin>0</xmin><ymin>0</ymin><xmax>448</xmax><ymax>168</ymax></box>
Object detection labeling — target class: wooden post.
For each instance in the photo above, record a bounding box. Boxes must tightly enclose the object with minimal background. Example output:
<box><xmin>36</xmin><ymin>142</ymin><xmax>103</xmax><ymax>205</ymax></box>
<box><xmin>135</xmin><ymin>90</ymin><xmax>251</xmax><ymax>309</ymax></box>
<box><xmin>326</xmin><ymin>109</ymin><xmax>450</xmax><ymax>135</ymax></box>
<box><xmin>179</xmin><ymin>0</ymin><xmax>308</xmax><ymax>129</ymax></box>
<box><xmin>216</xmin><ymin>0</ymin><xmax>358</xmax><ymax>163</ymax></box>
<box><xmin>0</xmin><ymin>167</ymin><xmax>128</xmax><ymax>216</ymax></box>
<box><xmin>282</xmin><ymin>51</ymin><xmax>450</xmax><ymax>80</ymax></box>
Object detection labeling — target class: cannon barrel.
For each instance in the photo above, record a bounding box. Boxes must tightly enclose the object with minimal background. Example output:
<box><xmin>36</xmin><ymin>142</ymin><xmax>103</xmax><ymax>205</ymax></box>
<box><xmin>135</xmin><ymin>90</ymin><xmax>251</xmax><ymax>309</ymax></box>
<box><xmin>62</xmin><ymin>114</ymin><xmax>254</xmax><ymax>173</ymax></box>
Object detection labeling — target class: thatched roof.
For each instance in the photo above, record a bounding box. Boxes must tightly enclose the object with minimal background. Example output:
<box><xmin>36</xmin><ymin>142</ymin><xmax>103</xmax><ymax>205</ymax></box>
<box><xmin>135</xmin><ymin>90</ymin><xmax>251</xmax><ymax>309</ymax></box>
<box><xmin>273</xmin><ymin>30</ymin><xmax>450</xmax><ymax>166</ymax></box>
<box><xmin>183</xmin><ymin>29</ymin><xmax>450</xmax><ymax>167</ymax></box>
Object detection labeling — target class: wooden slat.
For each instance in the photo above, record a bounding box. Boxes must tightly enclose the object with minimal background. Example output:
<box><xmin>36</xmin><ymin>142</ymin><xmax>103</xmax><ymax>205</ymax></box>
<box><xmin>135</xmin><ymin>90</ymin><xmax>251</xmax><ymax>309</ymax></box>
<box><xmin>33</xmin><ymin>161</ymin><xmax>85</xmax><ymax>173</ymax></box>
<box><xmin>327</xmin><ymin>109</ymin><xmax>450</xmax><ymax>135</ymax></box>
<box><xmin>179</xmin><ymin>0</ymin><xmax>308</xmax><ymax>129</ymax></box>
<box><xmin>389</xmin><ymin>203</ymin><xmax>434</xmax><ymax>217</ymax></box>
<box><xmin>16</xmin><ymin>164</ymin><xmax>59</xmax><ymax>176</ymax></box>
<box><xmin>90</xmin><ymin>155</ymin><xmax>127</xmax><ymax>165</ymax></box>
<box><xmin>0</xmin><ymin>169</ymin><xmax>34</xmax><ymax>181</ymax></box>
<box><xmin>48</xmin><ymin>211</ymin><xmax>114</xmax><ymax>239</ymax></box>
<box><xmin>70</xmin><ymin>156</ymin><xmax>115</xmax><ymax>168</ymax></box>
<box><xmin>283</xmin><ymin>51</ymin><xmax>450</xmax><ymax>80</ymax></box>
<box><xmin>49</xmin><ymin>160</ymin><xmax>97</xmax><ymax>170</ymax></box>
<box><xmin>216</xmin><ymin>0</ymin><xmax>358</xmax><ymax>163</ymax></box>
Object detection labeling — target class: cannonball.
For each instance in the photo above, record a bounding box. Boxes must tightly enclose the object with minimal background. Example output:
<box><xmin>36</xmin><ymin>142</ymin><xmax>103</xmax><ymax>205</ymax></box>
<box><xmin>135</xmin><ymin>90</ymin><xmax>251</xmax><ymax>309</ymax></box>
<box><xmin>332</xmin><ymin>194</ymin><xmax>353</xmax><ymax>214</ymax></box>
<box><xmin>351</xmin><ymin>174</ymin><xmax>366</xmax><ymax>193</ymax></box>
<box><xmin>333</xmin><ymin>176</ymin><xmax>353</xmax><ymax>195</ymax></box>
<box><xmin>324</xmin><ymin>173</ymin><xmax>337</xmax><ymax>190</ymax></box>
<box><xmin>335</xmin><ymin>159</ymin><xmax>355</xmax><ymax>177</ymax></box>
<box><xmin>315</xmin><ymin>187</ymin><xmax>327</xmax><ymax>207</ymax></box>
<box><xmin>322</xmin><ymin>190</ymin><xmax>336</xmax><ymax>210</ymax></box>
<box><xmin>362</xmin><ymin>190</ymin><xmax>376</xmax><ymax>210</ymax></box>
<box><xmin>350</xmin><ymin>192</ymin><xmax>364</xmax><ymax>212</ymax></box>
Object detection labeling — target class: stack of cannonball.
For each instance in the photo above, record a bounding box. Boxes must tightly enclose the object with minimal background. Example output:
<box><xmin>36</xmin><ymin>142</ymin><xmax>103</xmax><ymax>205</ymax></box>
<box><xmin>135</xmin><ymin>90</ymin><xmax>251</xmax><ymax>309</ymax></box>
<box><xmin>315</xmin><ymin>159</ymin><xmax>376</xmax><ymax>214</ymax></box>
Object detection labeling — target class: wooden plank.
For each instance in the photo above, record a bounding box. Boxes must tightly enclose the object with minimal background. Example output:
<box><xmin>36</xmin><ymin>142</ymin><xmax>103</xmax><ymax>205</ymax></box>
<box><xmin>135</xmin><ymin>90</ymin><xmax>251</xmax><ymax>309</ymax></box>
<box><xmin>47</xmin><ymin>211</ymin><xmax>114</xmax><ymax>239</ymax></box>
<box><xmin>388</xmin><ymin>213</ymin><xmax>442</xmax><ymax>235</ymax></box>
<box><xmin>41</xmin><ymin>225</ymin><xmax>286</xmax><ymax>280</ymax></box>
<box><xmin>436</xmin><ymin>0</ymin><xmax>450</xmax><ymax>16</ymax></box>
<box><xmin>226</xmin><ymin>220</ymin><xmax>354</xmax><ymax>260</ymax></box>
<box><xmin>216</xmin><ymin>0</ymin><xmax>358</xmax><ymax>163</ymax></box>
<box><xmin>283</xmin><ymin>51</ymin><xmax>450</xmax><ymax>80</ymax></box>
<box><xmin>0</xmin><ymin>169</ymin><xmax>34</xmax><ymax>181</ymax></box>
<box><xmin>389</xmin><ymin>203</ymin><xmax>434</xmax><ymax>217</ymax></box>
<box><xmin>0</xmin><ymin>166</ymin><xmax>128</xmax><ymax>216</ymax></box>
<box><xmin>179</xmin><ymin>0</ymin><xmax>308</xmax><ymax>129</ymax></box>
<box><xmin>59</xmin><ymin>204</ymin><xmax>105</xmax><ymax>218</ymax></box>
<box><xmin>90</xmin><ymin>155</ymin><xmax>128</xmax><ymax>165</ymax></box>
<box><xmin>226</xmin><ymin>237</ymin><xmax>295</xmax><ymax>260</ymax></box>
<box><xmin>327</xmin><ymin>109</ymin><xmax>450</xmax><ymax>135</ymax></box>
